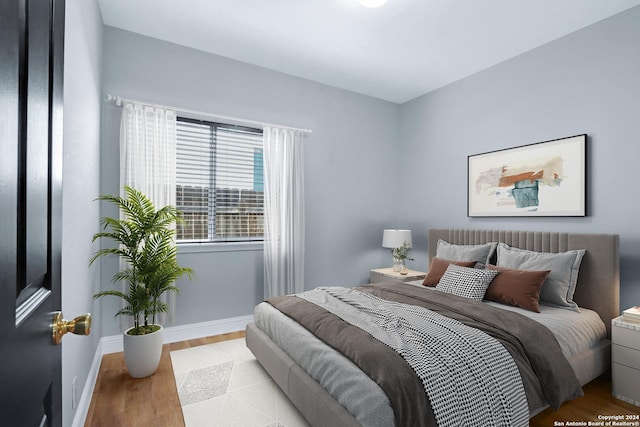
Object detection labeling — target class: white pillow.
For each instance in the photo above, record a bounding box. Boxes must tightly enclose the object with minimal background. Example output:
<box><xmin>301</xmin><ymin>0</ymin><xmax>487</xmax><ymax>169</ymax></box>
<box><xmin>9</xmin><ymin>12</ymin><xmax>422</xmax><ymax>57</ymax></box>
<box><xmin>435</xmin><ymin>264</ymin><xmax>499</xmax><ymax>301</ymax></box>
<box><xmin>496</xmin><ymin>243</ymin><xmax>585</xmax><ymax>311</ymax></box>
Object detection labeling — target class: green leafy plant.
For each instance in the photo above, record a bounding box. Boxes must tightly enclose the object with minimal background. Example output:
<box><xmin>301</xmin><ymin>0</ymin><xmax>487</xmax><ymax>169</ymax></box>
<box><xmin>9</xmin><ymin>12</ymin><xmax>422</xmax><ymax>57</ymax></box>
<box><xmin>90</xmin><ymin>186</ymin><xmax>193</xmax><ymax>335</ymax></box>
<box><xmin>391</xmin><ymin>241</ymin><xmax>414</xmax><ymax>261</ymax></box>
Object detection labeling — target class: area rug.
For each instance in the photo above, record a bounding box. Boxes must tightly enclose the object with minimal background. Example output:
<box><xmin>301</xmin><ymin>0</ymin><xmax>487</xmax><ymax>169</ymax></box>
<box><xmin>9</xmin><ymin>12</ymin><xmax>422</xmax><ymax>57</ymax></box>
<box><xmin>170</xmin><ymin>338</ymin><xmax>310</xmax><ymax>427</ymax></box>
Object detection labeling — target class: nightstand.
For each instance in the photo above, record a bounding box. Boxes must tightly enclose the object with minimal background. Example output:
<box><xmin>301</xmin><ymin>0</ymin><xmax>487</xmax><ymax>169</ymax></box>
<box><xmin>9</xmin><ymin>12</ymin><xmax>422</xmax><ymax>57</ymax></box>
<box><xmin>369</xmin><ymin>268</ymin><xmax>427</xmax><ymax>285</ymax></box>
<box><xmin>612</xmin><ymin>315</ymin><xmax>640</xmax><ymax>407</ymax></box>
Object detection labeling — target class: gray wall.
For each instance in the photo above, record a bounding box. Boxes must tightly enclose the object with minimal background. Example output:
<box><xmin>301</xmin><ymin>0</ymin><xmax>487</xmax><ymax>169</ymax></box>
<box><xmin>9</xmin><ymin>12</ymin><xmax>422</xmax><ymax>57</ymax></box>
<box><xmin>62</xmin><ymin>0</ymin><xmax>103</xmax><ymax>425</ymax></box>
<box><xmin>100</xmin><ymin>27</ymin><xmax>401</xmax><ymax>336</ymax></box>
<box><xmin>399</xmin><ymin>6</ymin><xmax>640</xmax><ymax>307</ymax></box>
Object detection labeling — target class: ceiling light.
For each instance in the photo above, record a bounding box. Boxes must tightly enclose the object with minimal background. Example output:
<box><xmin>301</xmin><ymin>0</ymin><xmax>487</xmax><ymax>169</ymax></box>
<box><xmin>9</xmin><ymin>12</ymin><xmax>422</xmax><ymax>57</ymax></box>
<box><xmin>358</xmin><ymin>0</ymin><xmax>389</xmax><ymax>8</ymax></box>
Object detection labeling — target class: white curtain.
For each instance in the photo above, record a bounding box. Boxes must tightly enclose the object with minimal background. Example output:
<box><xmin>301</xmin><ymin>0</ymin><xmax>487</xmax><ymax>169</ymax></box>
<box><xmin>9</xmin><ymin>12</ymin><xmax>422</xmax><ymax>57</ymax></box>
<box><xmin>119</xmin><ymin>102</ymin><xmax>177</xmax><ymax>327</ymax></box>
<box><xmin>263</xmin><ymin>126</ymin><xmax>305</xmax><ymax>297</ymax></box>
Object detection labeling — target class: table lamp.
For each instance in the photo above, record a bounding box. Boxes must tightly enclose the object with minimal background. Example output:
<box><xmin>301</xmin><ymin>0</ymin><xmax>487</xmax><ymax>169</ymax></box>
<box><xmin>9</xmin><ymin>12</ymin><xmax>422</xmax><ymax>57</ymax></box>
<box><xmin>382</xmin><ymin>229</ymin><xmax>412</xmax><ymax>272</ymax></box>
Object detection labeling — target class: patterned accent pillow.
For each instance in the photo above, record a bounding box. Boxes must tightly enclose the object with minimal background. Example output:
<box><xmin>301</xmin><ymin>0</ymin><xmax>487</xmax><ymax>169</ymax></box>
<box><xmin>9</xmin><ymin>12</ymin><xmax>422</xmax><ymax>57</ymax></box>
<box><xmin>436</xmin><ymin>264</ymin><xmax>499</xmax><ymax>301</ymax></box>
<box><xmin>422</xmin><ymin>257</ymin><xmax>477</xmax><ymax>287</ymax></box>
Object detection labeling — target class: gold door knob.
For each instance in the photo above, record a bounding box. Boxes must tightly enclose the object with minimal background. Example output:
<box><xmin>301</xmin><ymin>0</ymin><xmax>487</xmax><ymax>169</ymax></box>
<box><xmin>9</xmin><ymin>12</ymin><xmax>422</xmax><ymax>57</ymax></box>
<box><xmin>52</xmin><ymin>312</ymin><xmax>91</xmax><ymax>345</ymax></box>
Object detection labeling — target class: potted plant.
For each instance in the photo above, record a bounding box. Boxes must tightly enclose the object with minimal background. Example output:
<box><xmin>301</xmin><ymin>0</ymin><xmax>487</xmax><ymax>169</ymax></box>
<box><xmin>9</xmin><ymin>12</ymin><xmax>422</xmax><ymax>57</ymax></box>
<box><xmin>391</xmin><ymin>242</ymin><xmax>414</xmax><ymax>275</ymax></box>
<box><xmin>90</xmin><ymin>186</ymin><xmax>193</xmax><ymax>378</ymax></box>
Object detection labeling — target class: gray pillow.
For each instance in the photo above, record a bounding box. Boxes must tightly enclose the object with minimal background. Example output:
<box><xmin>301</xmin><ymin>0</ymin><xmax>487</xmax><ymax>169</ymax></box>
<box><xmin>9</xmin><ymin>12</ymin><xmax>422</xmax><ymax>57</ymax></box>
<box><xmin>436</xmin><ymin>239</ymin><xmax>498</xmax><ymax>267</ymax></box>
<box><xmin>496</xmin><ymin>243</ymin><xmax>585</xmax><ymax>311</ymax></box>
<box><xmin>435</xmin><ymin>264</ymin><xmax>499</xmax><ymax>301</ymax></box>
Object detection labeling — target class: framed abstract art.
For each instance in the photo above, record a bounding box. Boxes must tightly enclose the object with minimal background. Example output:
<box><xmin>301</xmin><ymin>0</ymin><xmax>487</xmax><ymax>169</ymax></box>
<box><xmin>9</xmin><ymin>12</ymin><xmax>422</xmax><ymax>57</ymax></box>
<box><xmin>468</xmin><ymin>134</ymin><xmax>586</xmax><ymax>217</ymax></box>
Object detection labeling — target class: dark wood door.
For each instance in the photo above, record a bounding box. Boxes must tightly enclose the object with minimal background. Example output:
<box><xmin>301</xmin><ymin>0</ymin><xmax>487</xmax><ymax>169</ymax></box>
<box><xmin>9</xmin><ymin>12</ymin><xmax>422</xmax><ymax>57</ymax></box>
<box><xmin>0</xmin><ymin>0</ymin><xmax>65</xmax><ymax>426</ymax></box>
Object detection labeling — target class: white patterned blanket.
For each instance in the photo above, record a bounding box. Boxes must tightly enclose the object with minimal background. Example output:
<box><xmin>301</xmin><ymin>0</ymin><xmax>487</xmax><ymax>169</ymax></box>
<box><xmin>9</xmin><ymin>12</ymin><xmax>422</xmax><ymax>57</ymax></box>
<box><xmin>299</xmin><ymin>287</ymin><xmax>529</xmax><ymax>427</ymax></box>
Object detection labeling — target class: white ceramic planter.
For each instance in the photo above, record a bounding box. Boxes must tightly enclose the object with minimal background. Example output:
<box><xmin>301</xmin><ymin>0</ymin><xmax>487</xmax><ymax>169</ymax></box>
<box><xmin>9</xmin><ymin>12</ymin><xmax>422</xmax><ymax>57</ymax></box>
<box><xmin>123</xmin><ymin>325</ymin><xmax>163</xmax><ymax>378</ymax></box>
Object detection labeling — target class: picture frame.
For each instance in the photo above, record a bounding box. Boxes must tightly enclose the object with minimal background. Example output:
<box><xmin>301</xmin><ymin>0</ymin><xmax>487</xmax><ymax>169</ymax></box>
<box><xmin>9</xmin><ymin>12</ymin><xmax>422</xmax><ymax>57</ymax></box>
<box><xmin>468</xmin><ymin>134</ymin><xmax>587</xmax><ymax>217</ymax></box>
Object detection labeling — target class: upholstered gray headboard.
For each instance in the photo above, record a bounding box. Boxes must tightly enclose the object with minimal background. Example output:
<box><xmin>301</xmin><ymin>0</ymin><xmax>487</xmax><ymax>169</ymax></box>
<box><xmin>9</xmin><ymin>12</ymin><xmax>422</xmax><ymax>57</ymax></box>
<box><xmin>428</xmin><ymin>229</ymin><xmax>620</xmax><ymax>337</ymax></box>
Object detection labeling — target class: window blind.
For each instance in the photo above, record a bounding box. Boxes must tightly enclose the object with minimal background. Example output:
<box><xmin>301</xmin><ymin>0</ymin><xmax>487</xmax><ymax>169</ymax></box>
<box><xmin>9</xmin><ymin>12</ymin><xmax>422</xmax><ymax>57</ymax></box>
<box><xmin>175</xmin><ymin>117</ymin><xmax>264</xmax><ymax>243</ymax></box>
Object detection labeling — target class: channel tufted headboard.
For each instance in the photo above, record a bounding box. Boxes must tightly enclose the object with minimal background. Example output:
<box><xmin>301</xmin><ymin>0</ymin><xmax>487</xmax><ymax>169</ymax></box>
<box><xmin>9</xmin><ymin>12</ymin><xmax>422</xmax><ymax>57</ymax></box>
<box><xmin>428</xmin><ymin>229</ymin><xmax>620</xmax><ymax>337</ymax></box>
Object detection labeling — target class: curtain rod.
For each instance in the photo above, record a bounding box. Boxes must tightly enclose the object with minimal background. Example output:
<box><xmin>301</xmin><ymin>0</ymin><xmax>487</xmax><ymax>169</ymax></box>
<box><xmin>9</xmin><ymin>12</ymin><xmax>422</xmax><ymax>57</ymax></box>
<box><xmin>104</xmin><ymin>94</ymin><xmax>312</xmax><ymax>134</ymax></box>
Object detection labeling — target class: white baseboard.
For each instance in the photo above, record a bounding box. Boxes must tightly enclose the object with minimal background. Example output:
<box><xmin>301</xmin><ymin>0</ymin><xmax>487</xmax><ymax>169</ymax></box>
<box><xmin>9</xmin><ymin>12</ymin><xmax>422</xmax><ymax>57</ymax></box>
<box><xmin>99</xmin><ymin>314</ymin><xmax>254</xmax><ymax>354</ymax></box>
<box><xmin>161</xmin><ymin>314</ymin><xmax>254</xmax><ymax>345</ymax></box>
<box><xmin>99</xmin><ymin>333</ymin><xmax>125</xmax><ymax>355</ymax></box>
<box><xmin>72</xmin><ymin>314</ymin><xmax>254</xmax><ymax>427</ymax></box>
<box><xmin>71</xmin><ymin>339</ymin><xmax>107</xmax><ymax>427</ymax></box>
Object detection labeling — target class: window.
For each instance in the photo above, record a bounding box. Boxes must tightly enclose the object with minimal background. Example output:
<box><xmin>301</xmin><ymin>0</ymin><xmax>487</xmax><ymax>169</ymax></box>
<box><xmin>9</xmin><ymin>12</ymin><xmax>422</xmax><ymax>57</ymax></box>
<box><xmin>175</xmin><ymin>117</ymin><xmax>264</xmax><ymax>243</ymax></box>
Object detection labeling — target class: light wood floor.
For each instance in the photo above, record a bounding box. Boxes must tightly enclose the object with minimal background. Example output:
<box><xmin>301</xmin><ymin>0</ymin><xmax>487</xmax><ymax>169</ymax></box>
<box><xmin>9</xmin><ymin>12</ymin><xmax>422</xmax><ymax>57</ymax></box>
<box><xmin>84</xmin><ymin>331</ymin><xmax>639</xmax><ymax>426</ymax></box>
<box><xmin>84</xmin><ymin>331</ymin><xmax>244</xmax><ymax>427</ymax></box>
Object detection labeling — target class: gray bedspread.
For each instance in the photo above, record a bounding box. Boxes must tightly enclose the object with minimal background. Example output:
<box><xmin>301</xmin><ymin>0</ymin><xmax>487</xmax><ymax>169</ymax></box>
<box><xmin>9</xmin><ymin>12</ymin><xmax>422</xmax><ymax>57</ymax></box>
<box><xmin>266</xmin><ymin>282</ymin><xmax>583</xmax><ymax>426</ymax></box>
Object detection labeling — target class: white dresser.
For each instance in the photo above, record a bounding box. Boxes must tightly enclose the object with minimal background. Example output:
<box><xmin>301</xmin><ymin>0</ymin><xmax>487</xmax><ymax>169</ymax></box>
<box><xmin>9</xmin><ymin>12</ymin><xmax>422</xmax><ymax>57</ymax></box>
<box><xmin>612</xmin><ymin>316</ymin><xmax>640</xmax><ymax>407</ymax></box>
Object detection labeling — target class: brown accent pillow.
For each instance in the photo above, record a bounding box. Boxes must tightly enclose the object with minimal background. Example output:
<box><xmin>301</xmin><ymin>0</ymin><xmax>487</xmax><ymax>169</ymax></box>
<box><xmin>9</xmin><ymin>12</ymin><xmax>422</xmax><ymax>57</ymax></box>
<box><xmin>422</xmin><ymin>257</ymin><xmax>477</xmax><ymax>287</ymax></box>
<box><xmin>485</xmin><ymin>264</ymin><xmax>551</xmax><ymax>312</ymax></box>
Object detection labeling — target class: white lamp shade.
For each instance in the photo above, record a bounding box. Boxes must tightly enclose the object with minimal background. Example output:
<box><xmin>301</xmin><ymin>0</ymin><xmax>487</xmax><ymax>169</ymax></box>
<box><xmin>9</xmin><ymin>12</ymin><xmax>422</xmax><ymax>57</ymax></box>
<box><xmin>382</xmin><ymin>229</ymin><xmax>412</xmax><ymax>248</ymax></box>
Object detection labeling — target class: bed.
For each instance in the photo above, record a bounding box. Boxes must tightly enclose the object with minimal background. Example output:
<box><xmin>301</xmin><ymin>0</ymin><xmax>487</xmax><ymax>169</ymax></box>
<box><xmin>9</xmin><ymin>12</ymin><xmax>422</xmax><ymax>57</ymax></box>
<box><xmin>246</xmin><ymin>229</ymin><xmax>620</xmax><ymax>426</ymax></box>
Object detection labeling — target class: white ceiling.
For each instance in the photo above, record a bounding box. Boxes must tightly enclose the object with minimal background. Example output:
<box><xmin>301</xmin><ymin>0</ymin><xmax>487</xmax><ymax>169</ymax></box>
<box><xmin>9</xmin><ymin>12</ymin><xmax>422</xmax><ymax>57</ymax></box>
<box><xmin>98</xmin><ymin>0</ymin><xmax>640</xmax><ymax>104</ymax></box>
